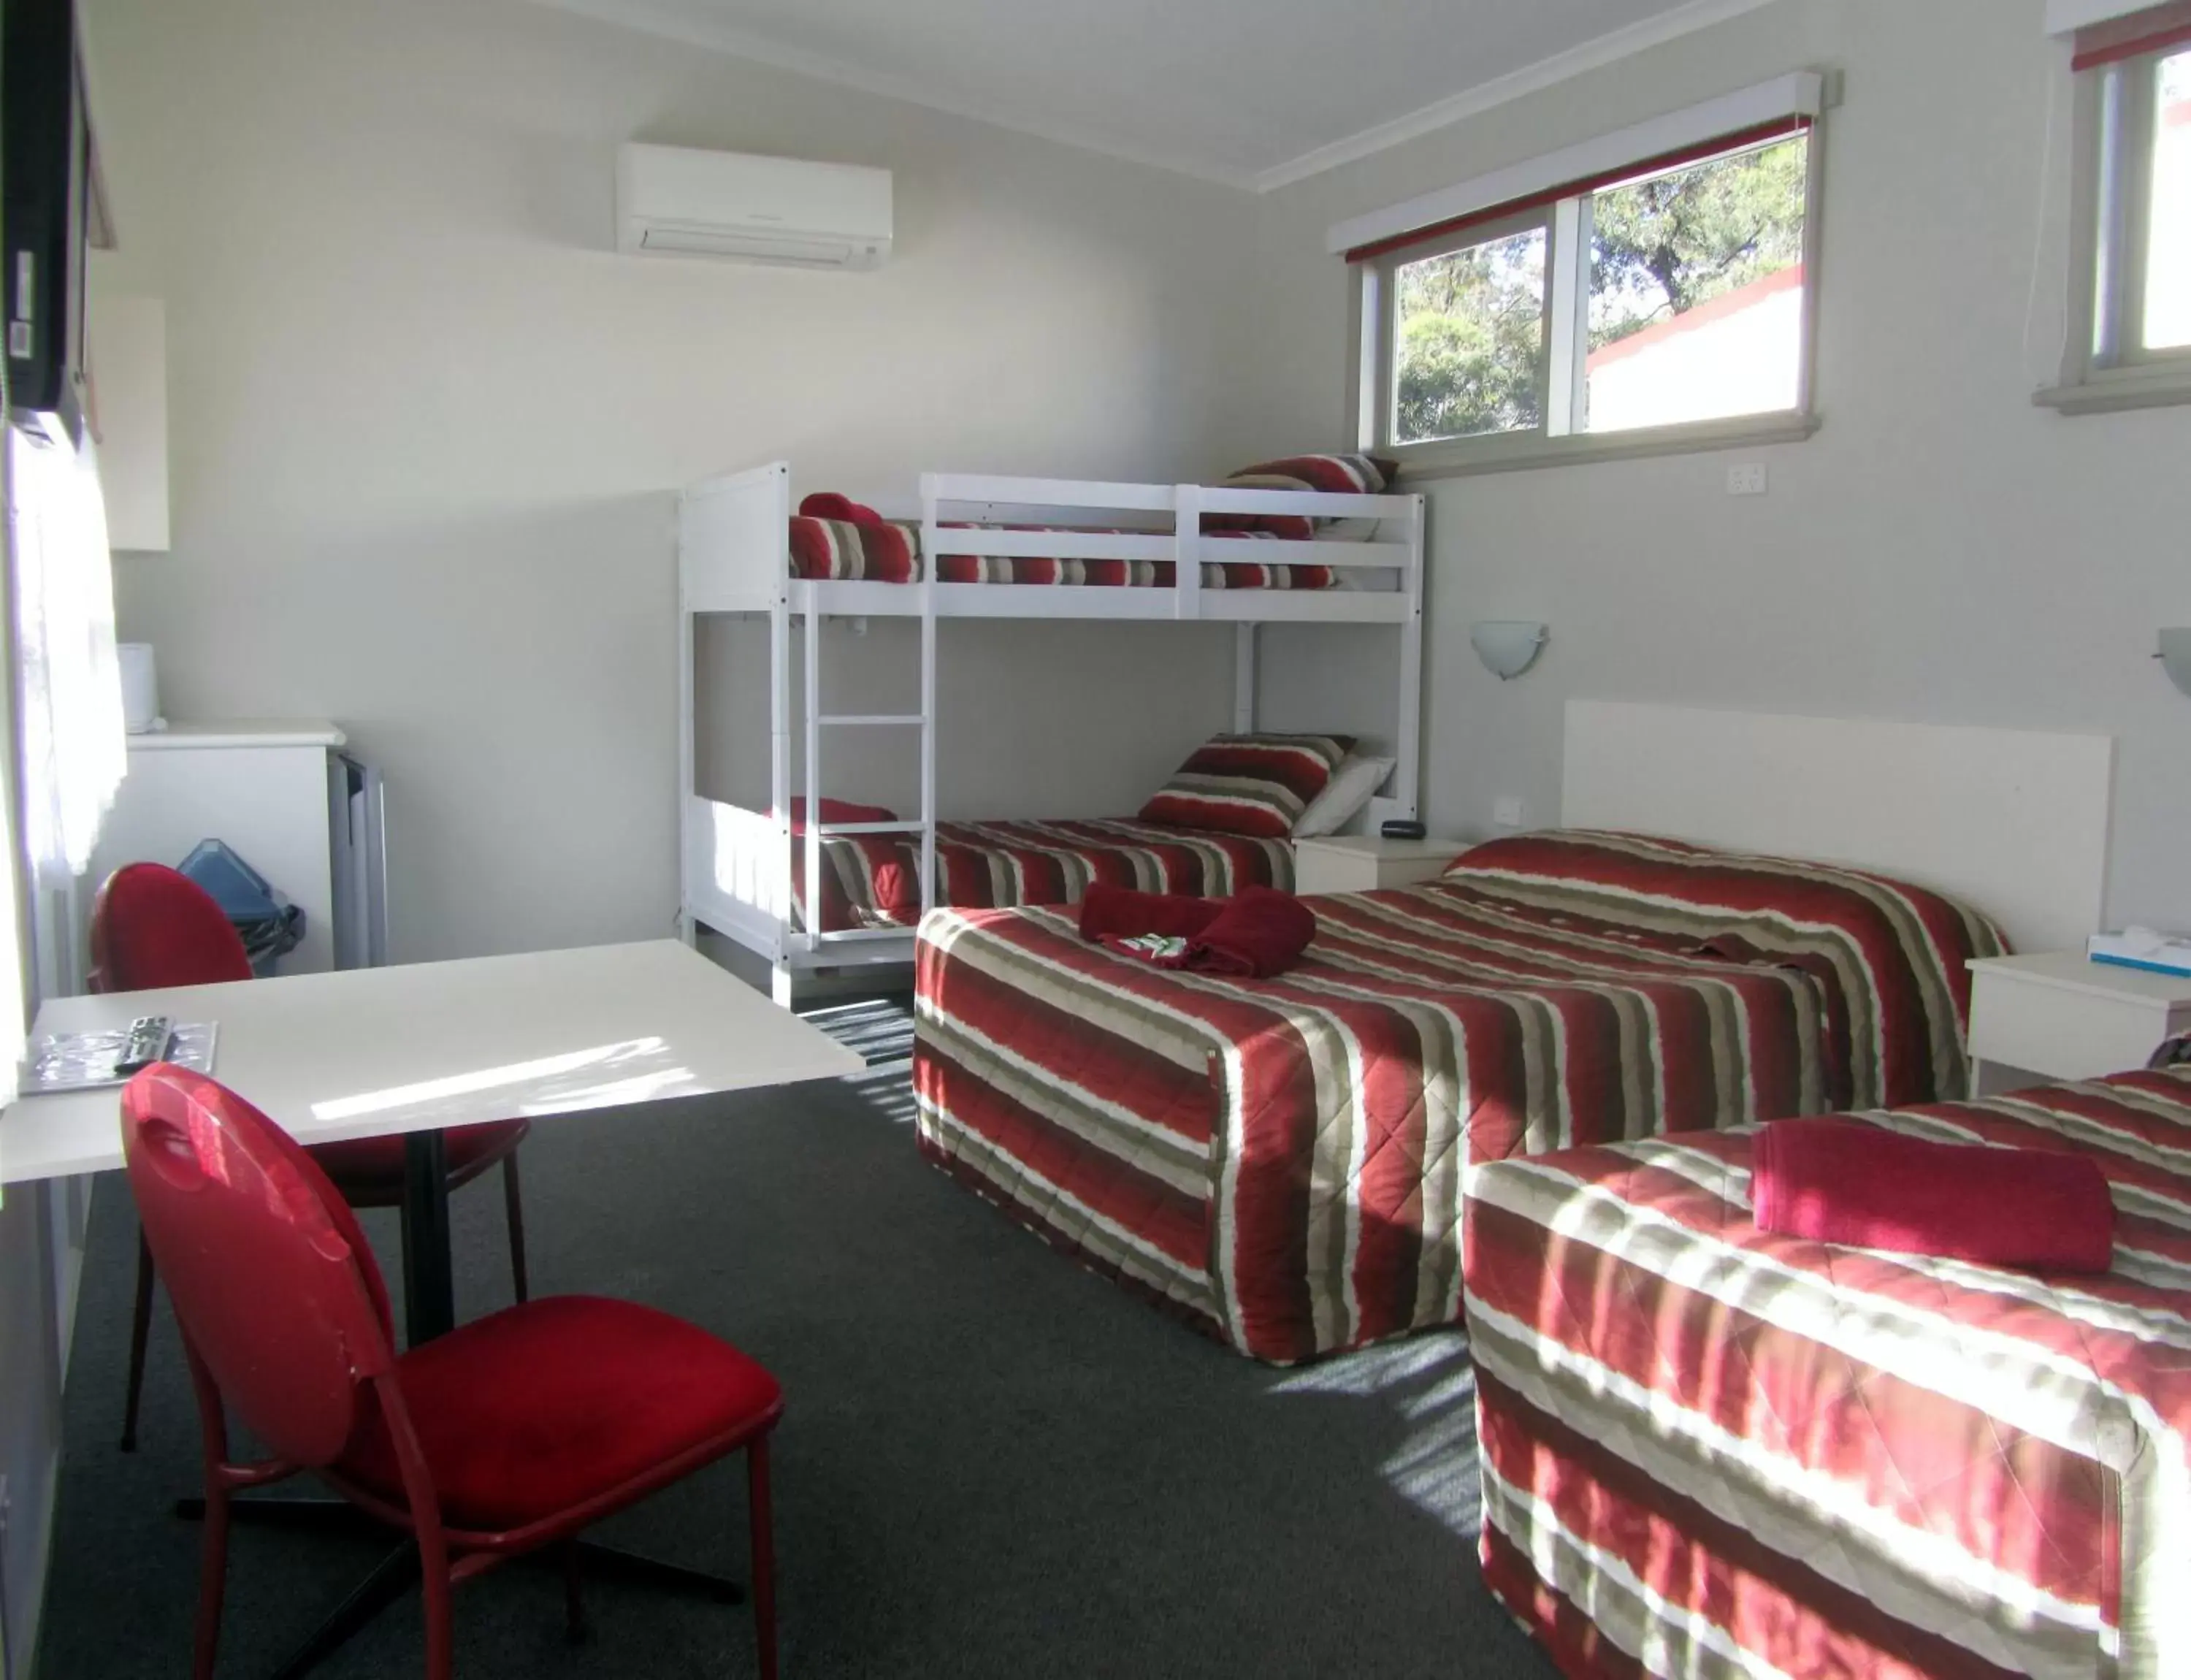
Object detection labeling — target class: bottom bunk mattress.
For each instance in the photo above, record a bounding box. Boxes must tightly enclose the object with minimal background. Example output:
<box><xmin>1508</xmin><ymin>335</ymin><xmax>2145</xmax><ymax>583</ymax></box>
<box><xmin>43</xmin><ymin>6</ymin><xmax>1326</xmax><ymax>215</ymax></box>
<box><xmin>793</xmin><ymin>815</ymin><xmax>1291</xmax><ymax>934</ymax></box>
<box><xmin>1463</xmin><ymin>1066</ymin><xmax>2191</xmax><ymax>1680</ymax></box>
<box><xmin>913</xmin><ymin>833</ymin><xmax>2002</xmax><ymax>1364</ymax></box>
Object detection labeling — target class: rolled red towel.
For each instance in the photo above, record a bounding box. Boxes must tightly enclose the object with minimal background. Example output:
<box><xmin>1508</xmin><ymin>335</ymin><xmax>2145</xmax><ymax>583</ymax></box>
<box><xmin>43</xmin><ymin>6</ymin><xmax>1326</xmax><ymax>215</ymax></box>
<box><xmin>1179</xmin><ymin>886</ymin><xmax>1318</xmax><ymax>979</ymax></box>
<box><xmin>1079</xmin><ymin>882</ymin><xmax>1223</xmax><ymax>943</ymax></box>
<box><xmin>1751</xmin><ymin>1118</ymin><xmax>2116</xmax><ymax>1272</ymax></box>
<box><xmin>798</xmin><ymin>492</ymin><xmax>886</xmax><ymax>527</ymax></box>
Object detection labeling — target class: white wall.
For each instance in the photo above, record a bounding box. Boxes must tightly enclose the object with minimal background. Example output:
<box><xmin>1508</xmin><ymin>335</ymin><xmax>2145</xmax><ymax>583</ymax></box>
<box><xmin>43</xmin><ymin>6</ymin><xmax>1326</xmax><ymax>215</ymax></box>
<box><xmin>86</xmin><ymin>0</ymin><xmax>2191</xmax><ymax>953</ymax></box>
<box><xmin>82</xmin><ymin>0</ymin><xmax>1263</xmax><ymax>961</ymax></box>
<box><xmin>1233</xmin><ymin>0</ymin><xmax>2191</xmax><ymax>938</ymax></box>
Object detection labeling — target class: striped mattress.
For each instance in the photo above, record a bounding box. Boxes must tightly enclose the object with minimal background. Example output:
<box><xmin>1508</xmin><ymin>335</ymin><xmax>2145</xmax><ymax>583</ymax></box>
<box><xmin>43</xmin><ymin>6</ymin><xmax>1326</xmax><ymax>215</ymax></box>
<box><xmin>912</xmin><ymin>831</ymin><xmax>2006</xmax><ymax>1364</ymax></box>
<box><xmin>788</xmin><ymin>516</ymin><xmax>1356</xmax><ymax>589</ymax></box>
<box><xmin>795</xmin><ymin>817</ymin><xmax>1292</xmax><ymax>935</ymax></box>
<box><xmin>1464</xmin><ymin>1065</ymin><xmax>2191</xmax><ymax>1680</ymax></box>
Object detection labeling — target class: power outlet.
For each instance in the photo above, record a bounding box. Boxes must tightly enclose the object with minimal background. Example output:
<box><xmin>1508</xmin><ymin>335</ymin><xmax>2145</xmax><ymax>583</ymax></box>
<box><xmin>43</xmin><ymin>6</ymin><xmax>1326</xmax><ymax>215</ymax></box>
<box><xmin>1726</xmin><ymin>462</ymin><xmax>1768</xmax><ymax>497</ymax></box>
<box><xmin>1492</xmin><ymin>796</ymin><xmax>1525</xmax><ymax>830</ymax></box>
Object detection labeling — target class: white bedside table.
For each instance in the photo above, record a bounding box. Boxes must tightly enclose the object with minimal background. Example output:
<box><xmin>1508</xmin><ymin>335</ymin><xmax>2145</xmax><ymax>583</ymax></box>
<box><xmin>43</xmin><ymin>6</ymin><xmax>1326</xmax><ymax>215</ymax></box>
<box><xmin>1965</xmin><ymin>952</ymin><xmax>2191</xmax><ymax>1096</ymax></box>
<box><xmin>1292</xmin><ymin>833</ymin><xmax>1466</xmax><ymax>896</ymax></box>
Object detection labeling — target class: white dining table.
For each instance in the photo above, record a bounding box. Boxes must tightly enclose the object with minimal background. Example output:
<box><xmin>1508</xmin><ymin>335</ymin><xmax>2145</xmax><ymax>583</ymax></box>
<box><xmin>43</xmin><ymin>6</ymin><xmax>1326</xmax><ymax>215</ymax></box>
<box><xmin>0</xmin><ymin>937</ymin><xmax>864</xmax><ymax>1340</ymax></box>
<box><xmin>1</xmin><ymin>938</ymin><xmax>865</xmax><ymax>1679</ymax></box>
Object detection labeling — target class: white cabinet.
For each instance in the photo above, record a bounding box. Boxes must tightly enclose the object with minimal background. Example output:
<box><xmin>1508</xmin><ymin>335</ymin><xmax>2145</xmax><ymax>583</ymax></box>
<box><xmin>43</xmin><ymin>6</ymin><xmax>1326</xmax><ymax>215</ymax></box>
<box><xmin>1965</xmin><ymin>952</ymin><xmax>2191</xmax><ymax>1095</ymax></box>
<box><xmin>1292</xmin><ymin>834</ymin><xmax>1466</xmax><ymax>896</ymax></box>
<box><xmin>85</xmin><ymin>722</ymin><xmax>347</xmax><ymax>973</ymax></box>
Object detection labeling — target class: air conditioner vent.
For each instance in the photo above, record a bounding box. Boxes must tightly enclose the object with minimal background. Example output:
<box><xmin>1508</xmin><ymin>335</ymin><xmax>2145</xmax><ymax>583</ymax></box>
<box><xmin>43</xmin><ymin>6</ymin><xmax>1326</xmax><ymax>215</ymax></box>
<box><xmin>617</xmin><ymin>145</ymin><xmax>892</xmax><ymax>272</ymax></box>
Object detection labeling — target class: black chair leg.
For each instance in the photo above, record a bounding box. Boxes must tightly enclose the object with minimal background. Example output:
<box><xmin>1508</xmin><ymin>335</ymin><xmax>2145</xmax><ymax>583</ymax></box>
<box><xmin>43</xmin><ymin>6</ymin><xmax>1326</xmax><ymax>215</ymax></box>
<box><xmin>121</xmin><ymin>1231</ymin><xmax>156</xmax><ymax>1451</ymax></box>
<box><xmin>502</xmin><ymin>1153</ymin><xmax>529</xmax><ymax>1304</ymax></box>
<box><xmin>562</xmin><ymin>1541</ymin><xmax>587</xmax><ymax>1644</ymax></box>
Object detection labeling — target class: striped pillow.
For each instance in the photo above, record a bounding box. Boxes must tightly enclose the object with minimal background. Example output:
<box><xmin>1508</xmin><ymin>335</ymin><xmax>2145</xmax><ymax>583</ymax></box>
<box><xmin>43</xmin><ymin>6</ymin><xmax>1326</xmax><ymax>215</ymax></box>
<box><xmin>1139</xmin><ymin>733</ymin><xmax>1355</xmax><ymax>839</ymax></box>
<box><xmin>1204</xmin><ymin>453</ymin><xmax>1399</xmax><ymax>539</ymax></box>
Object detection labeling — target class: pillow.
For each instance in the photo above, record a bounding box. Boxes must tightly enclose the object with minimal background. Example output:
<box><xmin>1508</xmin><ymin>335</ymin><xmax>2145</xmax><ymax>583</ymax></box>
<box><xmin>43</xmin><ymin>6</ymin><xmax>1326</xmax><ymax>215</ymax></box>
<box><xmin>1291</xmin><ymin>752</ymin><xmax>1396</xmax><ymax>839</ymax></box>
<box><xmin>1438</xmin><ymin>829</ymin><xmax>2012</xmax><ymax>1111</ymax></box>
<box><xmin>1224</xmin><ymin>454</ymin><xmax>1399</xmax><ymax>496</ymax></box>
<box><xmin>1204</xmin><ymin>453</ymin><xmax>1400</xmax><ymax>540</ymax></box>
<box><xmin>1139</xmin><ymin>733</ymin><xmax>1354</xmax><ymax>839</ymax></box>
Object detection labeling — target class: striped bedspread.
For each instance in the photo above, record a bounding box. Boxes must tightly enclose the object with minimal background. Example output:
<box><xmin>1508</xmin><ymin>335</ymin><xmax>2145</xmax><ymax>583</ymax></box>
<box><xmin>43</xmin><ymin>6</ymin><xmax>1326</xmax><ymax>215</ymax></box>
<box><xmin>794</xmin><ymin>817</ymin><xmax>1291</xmax><ymax>935</ymax></box>
<box><xmin>913</xmin><ymin>833</ymin><xmax>2005</xmax><ymax>1364</ymax></box>
<box><xmin>787</xmin><ymin>516</ymin><xmax>1345</xmax><ymax>589</ymax></box>
<box><xmin>1464</xmin><ymin>1066</ymin><xmax>2191</xmax><ymax>1680</ymax></box>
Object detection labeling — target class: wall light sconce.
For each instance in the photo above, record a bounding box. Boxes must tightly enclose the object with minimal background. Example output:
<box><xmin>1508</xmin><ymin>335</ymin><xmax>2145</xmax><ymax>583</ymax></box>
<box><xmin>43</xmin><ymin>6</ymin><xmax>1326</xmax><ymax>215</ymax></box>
<box><xmin>2160</xmin><ymin>629</ymin><xmax>2191</xmax><ymax>699</ymax></box>
<box><xmin>1471</xmin><ymin>620</ymin><xmax>1548</xmax><ymax>681</ymax></box>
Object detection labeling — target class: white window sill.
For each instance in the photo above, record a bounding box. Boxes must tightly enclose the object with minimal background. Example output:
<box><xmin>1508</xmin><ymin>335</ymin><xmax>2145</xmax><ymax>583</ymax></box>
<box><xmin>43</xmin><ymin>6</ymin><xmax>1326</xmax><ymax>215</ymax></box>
<box><xmin>1385</xmin><ymin>411</ymin><xmax>1820</xmax><ymax>481</ymax></box>
<box><xmin>2035</xmin><ymin>362</ymin><xmax>2191</xmax><ymax>416</ymax></box>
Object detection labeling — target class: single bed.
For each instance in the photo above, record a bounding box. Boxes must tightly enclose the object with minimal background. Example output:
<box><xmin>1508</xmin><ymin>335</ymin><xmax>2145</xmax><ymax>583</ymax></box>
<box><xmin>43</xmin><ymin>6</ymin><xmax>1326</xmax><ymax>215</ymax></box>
<box><xmin>795</xmin><ymin>815</ymin><xmax>1294</xmax><ymax>934</ymax></box>
<box><xmin>788</xmin><ymin>513</ymin><xmax>1398</xmax><ymax>591</ymax></box>
<box><xmin>1463</xmin><ymin>1063</ymin><xmax>2191</xmax><ymax>1680</ymax></box>
<box><xmin>913</xmin><ymin>830</ymin><xmax>2006</xmax><ymax>1364</ymax></box>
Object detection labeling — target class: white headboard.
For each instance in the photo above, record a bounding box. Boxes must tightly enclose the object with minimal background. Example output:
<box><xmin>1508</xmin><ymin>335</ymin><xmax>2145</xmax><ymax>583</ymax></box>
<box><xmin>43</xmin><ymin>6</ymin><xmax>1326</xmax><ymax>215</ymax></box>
<box><xmin>1560</xmin><ymin>700</ymin><xmax>2115</xmax><ymax>953</ymax></box>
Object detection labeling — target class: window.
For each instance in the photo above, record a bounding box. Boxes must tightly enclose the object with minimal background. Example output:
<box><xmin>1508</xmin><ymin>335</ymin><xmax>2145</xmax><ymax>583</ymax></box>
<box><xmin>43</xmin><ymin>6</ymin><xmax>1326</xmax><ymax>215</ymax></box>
<box><xmin>2045</xmin><ymin>5</ymin><xmax>2191</xmax><ymax>412</ymax></box>
<box><xmin>1348</xmin><ymin>86</ymin><xmax>1823</xmax><ymax>474</ymax></box>
<box><xmin>1391</xmin><ymin>224</ymin><xmax>1547</xmax><ymax>443</ymax></box>
<box><xmin>1583</xmin><ymin>138</ymin><xmax>1810</xmax><ymax>433</ymax></box>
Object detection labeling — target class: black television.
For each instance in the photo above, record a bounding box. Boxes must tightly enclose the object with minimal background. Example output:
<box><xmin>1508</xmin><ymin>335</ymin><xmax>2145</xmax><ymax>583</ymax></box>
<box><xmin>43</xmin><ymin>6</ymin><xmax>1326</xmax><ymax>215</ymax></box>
<box><xmin>4</xmin><ymin>0</ymin><xmax>104</xmax><ymax>448</ymax></box>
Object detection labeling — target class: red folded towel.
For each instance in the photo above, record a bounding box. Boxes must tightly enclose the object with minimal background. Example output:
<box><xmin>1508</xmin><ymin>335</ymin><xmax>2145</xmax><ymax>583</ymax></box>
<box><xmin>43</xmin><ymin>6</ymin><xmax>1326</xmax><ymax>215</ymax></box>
<box><xmin>1090</xmin><ymin>885</ymin><xmax>1316</xmax><ymax>980</ymax></box>
<box><xmin>1079</xmin><ymin>883</ymin><xmax>1223</xmax><ymax>943</ymax></box>
<box><xmin>1182</xmin><ymin>886</ymin><xmax>1318</xmax><ymax>978</ymax></box>
<box><xmin>1751</xmin><ymin>1118</ymin><xmax>2116</xmax><ymax>1273</ymax></box>
<box><xmin>784</xmin><ymin>796</ymin><xmax>897</xmax><ymax>835</ymax></box>
<box><xmin>798</xmin><ymin>492</ymin><xmax>886</xmax><ymax>528</ymax></box>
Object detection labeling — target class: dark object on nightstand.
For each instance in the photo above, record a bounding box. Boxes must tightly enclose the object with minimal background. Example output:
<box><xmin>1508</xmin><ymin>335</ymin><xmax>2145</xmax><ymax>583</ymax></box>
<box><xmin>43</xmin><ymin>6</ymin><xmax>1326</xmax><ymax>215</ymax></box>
<box><xmin>1381</xmin><ymin>820</ymin><xmax>1428</xmax><ymax>841</ymax></box>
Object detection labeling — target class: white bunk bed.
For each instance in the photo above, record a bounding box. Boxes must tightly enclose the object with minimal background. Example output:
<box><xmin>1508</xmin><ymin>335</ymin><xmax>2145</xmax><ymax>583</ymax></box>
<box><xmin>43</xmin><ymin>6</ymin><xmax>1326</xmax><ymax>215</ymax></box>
<box><xmin>678</xmin><ymin>460</ymin><xmax>1426</xmax><ymax>1002</ymax></box>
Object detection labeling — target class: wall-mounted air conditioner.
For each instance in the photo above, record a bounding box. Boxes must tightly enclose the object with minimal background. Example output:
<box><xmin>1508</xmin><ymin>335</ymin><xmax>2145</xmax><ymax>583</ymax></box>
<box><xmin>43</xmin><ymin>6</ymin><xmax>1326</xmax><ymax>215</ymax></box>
<box><xmin>616</xmin><ymin>143</ymin><xmax>893</xmax><ymax>271</ymax></box>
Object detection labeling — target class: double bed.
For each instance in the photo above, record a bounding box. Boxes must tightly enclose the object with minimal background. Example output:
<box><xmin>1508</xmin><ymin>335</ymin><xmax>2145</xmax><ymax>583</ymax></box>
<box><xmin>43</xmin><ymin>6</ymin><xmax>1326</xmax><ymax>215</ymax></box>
<box><xmin>914</xmin><ymin>829</ymin><xmax>2005</xmax><ymax>1363</ymax></box>
<box><xmin>1464</xmin><ymin>1064</ymin><xmax>2191</xmax><ymax>1679</ymax></box>
<box><xmin>909</xmin><ymin>702</ymin><xmax>2117</xmax><ymax>1364</ymax></box>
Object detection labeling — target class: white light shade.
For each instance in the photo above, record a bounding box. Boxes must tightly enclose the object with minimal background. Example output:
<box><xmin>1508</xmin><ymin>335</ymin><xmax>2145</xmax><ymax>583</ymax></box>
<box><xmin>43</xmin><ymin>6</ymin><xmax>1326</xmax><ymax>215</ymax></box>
<box><xmin>2159</xmin><ymin>628</ymin><xmax>2191</xmax><ymax>697</ymax></box>
<box><xmin>1471</xmin><ymin>620</ymin><xmax>1548</xmax><ymax>681</ymax></box>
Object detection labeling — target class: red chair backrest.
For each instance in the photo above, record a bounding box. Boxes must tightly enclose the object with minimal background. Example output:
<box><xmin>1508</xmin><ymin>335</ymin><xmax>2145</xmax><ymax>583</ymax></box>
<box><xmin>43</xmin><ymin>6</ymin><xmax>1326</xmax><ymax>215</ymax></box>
<box><xmin>90</xmin><ymin>863</ymin><xmax>254</xmax><ymax>993</ymax></box>
<box><xmin>121</xmin><ymin>1065</ymin><xmax>397</xmax><ymax>1466</ymax></box>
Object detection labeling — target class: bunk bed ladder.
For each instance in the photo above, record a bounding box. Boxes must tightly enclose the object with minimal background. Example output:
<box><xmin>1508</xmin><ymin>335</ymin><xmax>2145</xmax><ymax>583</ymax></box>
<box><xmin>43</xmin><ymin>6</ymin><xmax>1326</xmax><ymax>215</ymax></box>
<box><xmin>797</xmin><ymin>570</ymin><xmax>938</xmax><ymax>975</ymax></box>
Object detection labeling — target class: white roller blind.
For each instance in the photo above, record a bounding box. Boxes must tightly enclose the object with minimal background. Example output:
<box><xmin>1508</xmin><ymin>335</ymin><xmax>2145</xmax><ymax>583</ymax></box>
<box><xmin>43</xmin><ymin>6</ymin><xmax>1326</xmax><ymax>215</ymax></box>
<box><xmin>1326</xmin><ymin>72</ymin><xmax>1824</xmax><ymax>259</ymax></box>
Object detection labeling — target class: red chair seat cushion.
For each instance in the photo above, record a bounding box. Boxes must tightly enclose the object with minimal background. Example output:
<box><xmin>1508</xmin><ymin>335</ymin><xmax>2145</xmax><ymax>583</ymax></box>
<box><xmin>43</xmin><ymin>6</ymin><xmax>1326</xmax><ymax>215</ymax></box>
<box><xmin>307</xmin><ymin>1120</ymin><xmax>528</xmax><ymax>1200</ymax></box>
<box><xmin>337</xmin><ymin>1297</ymin><xmax>781</xmax><ymax>1532</ymax></box>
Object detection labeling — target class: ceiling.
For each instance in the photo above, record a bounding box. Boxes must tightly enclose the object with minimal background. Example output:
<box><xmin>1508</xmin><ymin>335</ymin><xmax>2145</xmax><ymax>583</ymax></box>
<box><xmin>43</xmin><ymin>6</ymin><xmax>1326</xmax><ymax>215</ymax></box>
<box><xmin>529</xmin><ymin>0</ymin><xmax>1781</xmax><ymax>190</ymax></box>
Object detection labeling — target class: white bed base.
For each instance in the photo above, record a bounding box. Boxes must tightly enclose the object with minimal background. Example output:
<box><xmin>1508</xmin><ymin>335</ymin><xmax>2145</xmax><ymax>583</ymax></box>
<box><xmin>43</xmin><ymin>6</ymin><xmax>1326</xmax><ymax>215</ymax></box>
<box><xmin>1561</xmin><ymin>699</ymin><xmax>2116</xmax><ymax>955</ymax></box>
<box><xmin>678</xmin><ymin>462</ymin><xmax>1428</xmax><ymax>1001</ymax></box>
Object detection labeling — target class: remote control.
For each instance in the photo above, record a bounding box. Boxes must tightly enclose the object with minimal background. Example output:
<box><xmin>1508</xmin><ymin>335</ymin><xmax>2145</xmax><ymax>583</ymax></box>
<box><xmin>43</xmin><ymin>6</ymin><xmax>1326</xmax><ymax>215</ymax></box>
<box><xmin>114</xmin><ymin>1015</ymin><xmax>175</xmax><ymax>1076</ymax></box>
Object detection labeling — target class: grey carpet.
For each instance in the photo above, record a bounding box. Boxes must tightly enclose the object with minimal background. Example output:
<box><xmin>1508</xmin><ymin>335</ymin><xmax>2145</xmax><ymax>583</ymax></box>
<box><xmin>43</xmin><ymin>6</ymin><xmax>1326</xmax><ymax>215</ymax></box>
<box><xmin>36</xmin><ymin>999</ymin><xmax>1556</xmax><ymax>1679</ymax></box>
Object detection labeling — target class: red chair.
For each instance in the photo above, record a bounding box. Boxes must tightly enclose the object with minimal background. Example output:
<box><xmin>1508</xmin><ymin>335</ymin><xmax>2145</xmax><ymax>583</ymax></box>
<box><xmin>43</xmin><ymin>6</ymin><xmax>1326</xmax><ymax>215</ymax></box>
<box><xmin>122</xmin><ymin>1064</ymin><xmax>781</xmax><ymax>1680</ymax></box>
<box><xmin>90</xmin><ymin>862</ymin><xmax>533</xmax><ymax>1452</ymax></box>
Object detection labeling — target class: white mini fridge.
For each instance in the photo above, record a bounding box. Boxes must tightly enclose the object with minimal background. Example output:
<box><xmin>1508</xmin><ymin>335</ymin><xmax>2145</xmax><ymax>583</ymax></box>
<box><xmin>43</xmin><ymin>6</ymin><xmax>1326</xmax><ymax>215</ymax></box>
<box><xmin>82</xmin><ymin>722</ymin><xmax>388</xmax><ymax>975</ymax></box>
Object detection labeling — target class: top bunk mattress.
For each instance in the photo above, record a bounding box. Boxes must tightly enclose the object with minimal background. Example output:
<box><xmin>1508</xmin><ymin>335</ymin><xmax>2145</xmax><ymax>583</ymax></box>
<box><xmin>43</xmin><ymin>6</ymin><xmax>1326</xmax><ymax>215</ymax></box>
<box><xmin>787</xmin><ymin>515</ymin><xmax>1391</xmax><ymax>590</ymax></box>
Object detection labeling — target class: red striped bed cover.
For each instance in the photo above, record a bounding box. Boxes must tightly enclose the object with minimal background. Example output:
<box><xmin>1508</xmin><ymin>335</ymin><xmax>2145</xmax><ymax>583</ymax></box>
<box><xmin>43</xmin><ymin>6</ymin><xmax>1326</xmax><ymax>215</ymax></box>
<box><xmin>1464</xmin><ymin>1067</ymin><xmax>2191</xmax><ymax>1679</ymax></box>
<box><xmin>795</xmin><ymin>817</ymin><xmax>1291</xmax><ymax>934</ymax></box>
<box><xmin>913</xmin><ymin>839</ymin><xmax>2000</xmax><ymax>1364</ymax></box>
<box><xmin>788</xmin><ymin>515</ymin><xmax>1351</xmax><ymax>589</ymax></box>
